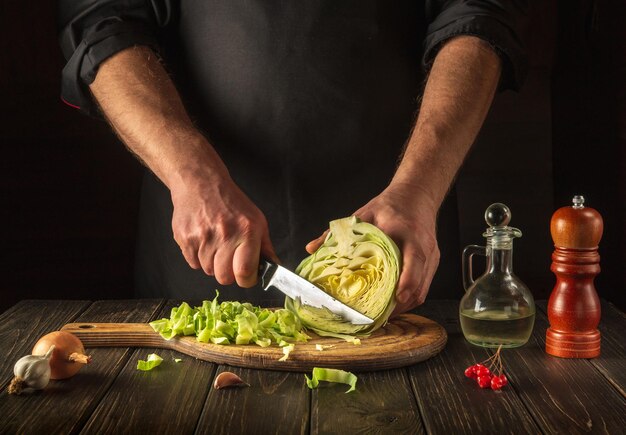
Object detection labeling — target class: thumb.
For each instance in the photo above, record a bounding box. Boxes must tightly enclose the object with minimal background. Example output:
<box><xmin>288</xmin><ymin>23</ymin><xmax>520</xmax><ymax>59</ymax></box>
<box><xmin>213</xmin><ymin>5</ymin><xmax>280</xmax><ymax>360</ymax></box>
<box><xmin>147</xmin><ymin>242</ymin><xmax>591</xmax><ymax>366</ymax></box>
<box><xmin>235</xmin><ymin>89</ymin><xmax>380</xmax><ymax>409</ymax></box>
<box><xmin>305</xmin><ymin>230</ymin><xmax>329</xmax><ymax>254</ymax></box>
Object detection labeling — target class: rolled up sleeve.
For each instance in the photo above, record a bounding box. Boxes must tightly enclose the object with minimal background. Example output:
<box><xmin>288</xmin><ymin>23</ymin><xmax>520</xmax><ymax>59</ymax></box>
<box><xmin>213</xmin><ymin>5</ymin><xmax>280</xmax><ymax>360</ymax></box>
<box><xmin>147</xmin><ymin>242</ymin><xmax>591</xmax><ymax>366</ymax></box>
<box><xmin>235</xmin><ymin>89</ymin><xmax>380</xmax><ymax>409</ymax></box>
<box><xmin>58</xmin><ymin>0</ymin><xmax>171</xmax><ymax>115</ymax></box>
<box><xmin>424</xmin><ymin>0</ymin><xmax>529</xmax><ymax>91</ymax></box>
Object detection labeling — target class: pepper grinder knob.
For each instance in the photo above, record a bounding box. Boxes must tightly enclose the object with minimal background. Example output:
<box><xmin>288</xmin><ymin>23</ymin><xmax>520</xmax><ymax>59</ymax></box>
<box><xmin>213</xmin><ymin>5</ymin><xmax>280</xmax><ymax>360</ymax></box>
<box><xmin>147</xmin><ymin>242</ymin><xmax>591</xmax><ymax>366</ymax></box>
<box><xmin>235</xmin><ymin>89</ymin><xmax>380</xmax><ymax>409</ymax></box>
<box><xmin>550</xmin><ymin>195</ymin><xmax>603</xmax><ymax>250</ymax></box>
<box><xmin>546</xmin><ymin>195</ymin><xmax>603</xmax><ymax>358</ymax></box>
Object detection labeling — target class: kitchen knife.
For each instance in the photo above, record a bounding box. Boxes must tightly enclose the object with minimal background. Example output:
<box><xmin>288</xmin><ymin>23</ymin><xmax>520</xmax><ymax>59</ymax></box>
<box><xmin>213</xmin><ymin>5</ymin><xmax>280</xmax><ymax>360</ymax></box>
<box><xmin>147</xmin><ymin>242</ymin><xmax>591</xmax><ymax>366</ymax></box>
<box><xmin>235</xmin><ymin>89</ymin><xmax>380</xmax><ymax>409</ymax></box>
<box><xmin>259</xmin><ymin>260</ymin><xmax>373</xmax><ymax>325</ymax></box>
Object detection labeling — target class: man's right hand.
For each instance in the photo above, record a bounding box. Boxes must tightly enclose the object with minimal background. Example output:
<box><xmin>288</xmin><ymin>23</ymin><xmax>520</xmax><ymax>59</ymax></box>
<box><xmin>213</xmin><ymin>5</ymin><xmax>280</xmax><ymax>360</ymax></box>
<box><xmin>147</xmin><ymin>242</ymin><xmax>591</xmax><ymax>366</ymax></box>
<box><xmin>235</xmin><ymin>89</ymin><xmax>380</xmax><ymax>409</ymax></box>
<box><xmin>170</xmin><ymin>172</ymin><xmax>277</xmax><ymax>288</ymax></box>
<box><xmin>89</xmin><ymin>46</ymin><xmax>277</xmax><ymax>288</ymax></box>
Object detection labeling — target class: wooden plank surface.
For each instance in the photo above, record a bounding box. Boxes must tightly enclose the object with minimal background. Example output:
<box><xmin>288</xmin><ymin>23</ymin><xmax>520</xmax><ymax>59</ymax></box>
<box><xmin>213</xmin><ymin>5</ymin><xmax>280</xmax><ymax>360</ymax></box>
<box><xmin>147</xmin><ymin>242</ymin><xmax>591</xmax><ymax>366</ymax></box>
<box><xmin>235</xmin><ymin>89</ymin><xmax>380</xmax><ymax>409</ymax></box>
<box><xmin>0</xmin><ymin>299</ymin><xmax>162</xmax><ymax>434</ymax></box>
<box><xmin>197</xmin><ymin>366</ymin><xmax>310</xmax><ymax>435</ymax></box>
<box><xmin>81</xmin><ymin>346</ymin><xmax>217</xmax><ymax>434</ymax></box>
<box><xmin>311</xmin><ymin>368</ymin><xmax>424</xmax><ymax>435</ymax></box>
<box><xmin>1</xmin><ymin>299</ymin><xmax>624</xmax><ymax>435</ymax></box>
<box><xmin>79</xmin><ymin>300</ymin><xmax>216</xmax><ymax>434</ymax></box>
<box><xmin>500</xmin><ymin>304</ymin><xmax>626</xmax><ymax>434</ymax></box>
<box><xmin>61</xmin><ymin>314</ymin><xmax>447</xmax><ymax>372</ymax></box>
<box><xmin>537</xmin><ymin>300</ymin><xmax>626</xmax><ymax>399</ymax></box>
<box><xmin>409</xmin><ymin>302</ymin><xmax>540</xmax><ymax>435</ymax></box>
<box><xmin>593</xmin><ymin>301</ymin><xmax>626</xmax><ymax>397</ymax></box>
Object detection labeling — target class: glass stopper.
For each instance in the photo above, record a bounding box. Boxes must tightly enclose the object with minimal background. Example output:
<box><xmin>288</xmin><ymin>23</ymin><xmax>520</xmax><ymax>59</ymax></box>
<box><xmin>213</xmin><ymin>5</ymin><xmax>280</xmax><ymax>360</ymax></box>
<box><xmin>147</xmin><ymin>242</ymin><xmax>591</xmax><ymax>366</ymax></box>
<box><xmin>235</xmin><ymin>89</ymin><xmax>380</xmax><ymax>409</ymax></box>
<box><xmin>485</xmin><ymin>203</ymin><xmax>511</xmax><ymax>228</ymax></box>
<box><xmin>572</xmin><ymin>195</ymin><xmax>585</xmax><ymax>209</ymax></box>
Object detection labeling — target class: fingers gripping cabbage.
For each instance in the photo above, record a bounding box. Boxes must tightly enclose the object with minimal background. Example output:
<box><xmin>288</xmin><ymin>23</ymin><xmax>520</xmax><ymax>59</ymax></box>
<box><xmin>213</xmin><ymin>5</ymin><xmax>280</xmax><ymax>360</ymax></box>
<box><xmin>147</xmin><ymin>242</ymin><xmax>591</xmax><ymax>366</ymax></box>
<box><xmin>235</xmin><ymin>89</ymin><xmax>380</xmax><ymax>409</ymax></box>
<box><xmin>285</xmin><ymin>216</ymin><xmax>401</xmax><ymax>336</ymax></box>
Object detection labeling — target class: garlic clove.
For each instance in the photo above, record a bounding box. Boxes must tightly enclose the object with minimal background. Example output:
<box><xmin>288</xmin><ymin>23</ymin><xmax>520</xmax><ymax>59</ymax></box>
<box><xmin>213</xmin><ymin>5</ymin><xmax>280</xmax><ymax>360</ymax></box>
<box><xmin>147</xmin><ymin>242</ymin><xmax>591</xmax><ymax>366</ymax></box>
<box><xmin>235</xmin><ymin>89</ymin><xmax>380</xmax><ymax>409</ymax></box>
<box><xmin>213</xmin><ymin>371</ymin><xmax>249</xmax><ymax>389</ymax></box>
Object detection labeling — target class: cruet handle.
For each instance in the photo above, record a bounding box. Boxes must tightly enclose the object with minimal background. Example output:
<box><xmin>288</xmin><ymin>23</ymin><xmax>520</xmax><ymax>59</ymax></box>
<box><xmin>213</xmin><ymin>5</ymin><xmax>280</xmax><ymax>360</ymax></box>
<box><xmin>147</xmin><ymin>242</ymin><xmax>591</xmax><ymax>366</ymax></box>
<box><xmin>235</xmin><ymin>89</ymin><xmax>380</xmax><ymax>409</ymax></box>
<box><xmin>462</xmin><ymin>245</ymin><xmax>486</xmax><ymax>292</ymax></box>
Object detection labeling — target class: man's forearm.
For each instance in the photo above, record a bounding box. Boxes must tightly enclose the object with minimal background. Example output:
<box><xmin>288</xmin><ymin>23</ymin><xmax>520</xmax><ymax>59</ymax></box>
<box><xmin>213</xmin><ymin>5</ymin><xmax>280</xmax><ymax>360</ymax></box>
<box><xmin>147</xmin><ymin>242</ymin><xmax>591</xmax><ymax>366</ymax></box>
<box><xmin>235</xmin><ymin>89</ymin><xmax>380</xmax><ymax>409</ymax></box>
<box><xmin>391</xmin><ymin>36</ymin><xmax>502</xmax><ymax>208</ymax></box>
<box><xmin>89</xmin><ymin>46</ymin><xmax>228</xmax><ymax>190</ymax></box>
<box><xmin>89</xmin><ymin>45</ymin><xmax>277</xmax><ymax>286</ymax></box>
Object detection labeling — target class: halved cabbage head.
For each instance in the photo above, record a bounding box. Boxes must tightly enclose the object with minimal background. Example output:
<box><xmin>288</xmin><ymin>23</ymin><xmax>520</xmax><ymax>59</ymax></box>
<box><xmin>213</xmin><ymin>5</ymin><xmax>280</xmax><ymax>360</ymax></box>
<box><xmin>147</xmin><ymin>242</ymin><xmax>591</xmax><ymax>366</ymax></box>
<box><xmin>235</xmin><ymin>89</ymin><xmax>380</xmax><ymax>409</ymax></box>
<box><xmin>285</xmin><ymin>216</ymin><xmax>401</xmax><ymax>336</ymax></box>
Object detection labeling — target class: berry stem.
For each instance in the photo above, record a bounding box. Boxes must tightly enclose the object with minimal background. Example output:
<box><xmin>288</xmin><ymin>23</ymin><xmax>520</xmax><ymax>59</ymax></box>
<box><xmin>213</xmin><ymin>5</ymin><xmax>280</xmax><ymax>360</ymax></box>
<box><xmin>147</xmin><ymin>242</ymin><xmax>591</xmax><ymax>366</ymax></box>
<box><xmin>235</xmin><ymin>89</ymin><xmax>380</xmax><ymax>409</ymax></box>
<box><xmin>478</xmin><ymin>344</ymin><xmax>503</xmax><ymax>374</ymax></box>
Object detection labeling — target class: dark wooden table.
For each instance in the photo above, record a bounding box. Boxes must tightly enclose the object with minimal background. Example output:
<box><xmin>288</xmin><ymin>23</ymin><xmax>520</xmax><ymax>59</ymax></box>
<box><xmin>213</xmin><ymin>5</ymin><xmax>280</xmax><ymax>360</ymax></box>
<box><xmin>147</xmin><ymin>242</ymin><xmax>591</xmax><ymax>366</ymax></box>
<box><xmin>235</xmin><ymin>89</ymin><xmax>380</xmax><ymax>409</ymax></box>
<box><xmin>1</xmin><ymin>299</ymin><xmax>624</xmax><ymax>434</ymax></box>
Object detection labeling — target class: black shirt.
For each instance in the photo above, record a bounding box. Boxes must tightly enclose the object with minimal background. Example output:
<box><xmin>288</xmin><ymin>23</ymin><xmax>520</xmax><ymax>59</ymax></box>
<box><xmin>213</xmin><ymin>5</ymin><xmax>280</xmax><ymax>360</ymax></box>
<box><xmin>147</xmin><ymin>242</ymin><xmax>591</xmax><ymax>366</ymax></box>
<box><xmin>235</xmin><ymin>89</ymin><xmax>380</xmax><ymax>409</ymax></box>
<box><xmin>58</xmin><ymin>0</ymin><xmax>528</xmax><ymax>304</ymax></box>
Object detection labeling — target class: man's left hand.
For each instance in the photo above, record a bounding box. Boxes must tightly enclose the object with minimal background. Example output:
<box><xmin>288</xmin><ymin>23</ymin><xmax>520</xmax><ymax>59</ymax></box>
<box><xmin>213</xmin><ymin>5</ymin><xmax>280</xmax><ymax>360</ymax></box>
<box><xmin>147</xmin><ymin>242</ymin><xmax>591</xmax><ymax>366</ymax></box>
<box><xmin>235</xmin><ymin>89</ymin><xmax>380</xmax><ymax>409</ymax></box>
<box><xmin>306</xmin><ymin>182</ymin><xmax>440</xmax><ymax>314</ymax></box>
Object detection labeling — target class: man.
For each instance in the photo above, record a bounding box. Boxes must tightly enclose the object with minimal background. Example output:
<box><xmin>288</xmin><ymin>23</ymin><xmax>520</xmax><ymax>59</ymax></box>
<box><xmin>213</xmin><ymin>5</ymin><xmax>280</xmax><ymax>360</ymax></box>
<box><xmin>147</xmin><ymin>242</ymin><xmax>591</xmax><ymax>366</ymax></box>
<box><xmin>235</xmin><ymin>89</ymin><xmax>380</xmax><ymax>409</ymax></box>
<box><xmin>59</xmin><ymin>1</ymin><xmax>528</xmax><ymax>312</ymax></box>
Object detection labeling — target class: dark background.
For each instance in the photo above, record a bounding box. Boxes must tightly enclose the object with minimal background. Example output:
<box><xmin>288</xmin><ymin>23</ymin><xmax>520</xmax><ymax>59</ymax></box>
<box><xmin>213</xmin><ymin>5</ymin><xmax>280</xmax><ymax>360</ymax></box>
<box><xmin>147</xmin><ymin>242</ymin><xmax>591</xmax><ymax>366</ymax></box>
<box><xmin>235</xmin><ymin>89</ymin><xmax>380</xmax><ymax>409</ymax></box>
<box><xmin>1</xmin><ymin>1</ymin><xmax>624</xmax><ymax>312</ymax></box>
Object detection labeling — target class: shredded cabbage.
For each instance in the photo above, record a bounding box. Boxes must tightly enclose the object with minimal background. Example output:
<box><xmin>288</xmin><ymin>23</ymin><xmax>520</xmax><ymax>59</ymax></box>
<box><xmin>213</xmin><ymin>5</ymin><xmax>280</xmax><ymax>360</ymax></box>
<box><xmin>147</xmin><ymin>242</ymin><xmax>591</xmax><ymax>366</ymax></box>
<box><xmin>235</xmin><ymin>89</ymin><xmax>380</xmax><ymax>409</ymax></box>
<box><xmin>279</xmin><ymin>343</ymin><xmax>295</xmax><ymax>361</ymax></box>
<box><xmin>286</xmin><ymin>216</ymin><xmax>400</xmax><ymax>336</ymax></box>
<box><xmin>305</xmin><ymin>367</ymin><xmax>358</xmax><ymax>393</ymax></box>
<box><xmin>137</xmin><ymin>353</ymin><xmax>163</xmax><ymax>371</ymax></box>
<box><xmin>149</xmin><ymin>292</ymin><xmax>310</xmax><ymax>349</ymax></box>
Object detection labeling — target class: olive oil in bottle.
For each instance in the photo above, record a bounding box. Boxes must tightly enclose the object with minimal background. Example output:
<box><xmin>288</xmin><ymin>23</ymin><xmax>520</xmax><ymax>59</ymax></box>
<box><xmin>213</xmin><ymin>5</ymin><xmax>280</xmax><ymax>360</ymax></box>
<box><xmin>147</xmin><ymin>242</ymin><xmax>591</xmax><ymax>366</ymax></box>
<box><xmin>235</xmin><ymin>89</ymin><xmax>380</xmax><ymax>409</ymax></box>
<box><xmin>460</xmin><ymin>309</ymin><xmax>535</xmax><ymax>348</ymax></box>
<box><xmin>459</xmin><ymin>203</ymin><xmax>535</xmax><ymax>348</ymax></box>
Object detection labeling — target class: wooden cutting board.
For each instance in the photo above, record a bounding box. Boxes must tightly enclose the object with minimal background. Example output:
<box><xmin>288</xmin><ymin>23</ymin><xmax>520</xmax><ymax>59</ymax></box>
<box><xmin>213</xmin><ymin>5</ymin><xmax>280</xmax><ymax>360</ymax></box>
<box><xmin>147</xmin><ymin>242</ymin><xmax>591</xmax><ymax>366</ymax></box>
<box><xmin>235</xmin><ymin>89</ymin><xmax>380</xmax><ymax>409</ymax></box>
<box><xmin>61</xmin><ymin>313</ymin><xmax>447</xmax><ymax>372</ymax></box>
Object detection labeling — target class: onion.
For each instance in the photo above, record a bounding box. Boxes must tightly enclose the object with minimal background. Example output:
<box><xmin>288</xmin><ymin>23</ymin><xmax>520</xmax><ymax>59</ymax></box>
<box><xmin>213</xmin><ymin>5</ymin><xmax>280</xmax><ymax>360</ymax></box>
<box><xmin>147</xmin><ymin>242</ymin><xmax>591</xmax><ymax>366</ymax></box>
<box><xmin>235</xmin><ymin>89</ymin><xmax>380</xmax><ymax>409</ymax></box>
<box><xmin>32</xmin><ymin>331</ymin><xmax>92</xmax><ymax>380</ymax></box>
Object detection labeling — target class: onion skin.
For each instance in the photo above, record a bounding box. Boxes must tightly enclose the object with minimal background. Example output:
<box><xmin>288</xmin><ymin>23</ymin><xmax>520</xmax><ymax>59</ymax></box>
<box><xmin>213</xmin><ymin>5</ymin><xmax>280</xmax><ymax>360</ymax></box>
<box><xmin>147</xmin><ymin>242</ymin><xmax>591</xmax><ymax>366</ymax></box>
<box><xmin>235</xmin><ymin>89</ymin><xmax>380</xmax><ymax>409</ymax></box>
<box><xmin>32</xmin><ymin>331</ymin><xmax>92</xmax><ymax>380</ymax></box>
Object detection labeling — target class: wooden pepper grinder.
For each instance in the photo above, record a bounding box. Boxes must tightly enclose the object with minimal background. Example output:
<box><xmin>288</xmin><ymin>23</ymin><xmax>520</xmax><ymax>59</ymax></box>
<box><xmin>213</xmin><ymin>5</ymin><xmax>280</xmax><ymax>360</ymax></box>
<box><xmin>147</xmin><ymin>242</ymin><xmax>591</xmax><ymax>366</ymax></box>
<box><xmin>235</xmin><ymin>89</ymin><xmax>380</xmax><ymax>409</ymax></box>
<box><xmin>546</xmin><ymin>195</ymin><xmax>603</xmax><ymax>358</ymax></box>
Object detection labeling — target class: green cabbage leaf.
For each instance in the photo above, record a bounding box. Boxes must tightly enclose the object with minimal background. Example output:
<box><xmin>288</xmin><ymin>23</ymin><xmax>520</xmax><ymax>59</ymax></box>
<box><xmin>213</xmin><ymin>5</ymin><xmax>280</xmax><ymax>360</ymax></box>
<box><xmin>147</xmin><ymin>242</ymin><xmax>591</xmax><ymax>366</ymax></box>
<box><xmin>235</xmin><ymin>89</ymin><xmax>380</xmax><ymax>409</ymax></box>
<box><xmin>137</xmin><ymin>353</ymin><xmax>163</xmax><ymax>371</ymax></box>
<box><xmin>305</xmin><ymin>367</ymin><xmax>358</xmax><ymax>393</ymax></box>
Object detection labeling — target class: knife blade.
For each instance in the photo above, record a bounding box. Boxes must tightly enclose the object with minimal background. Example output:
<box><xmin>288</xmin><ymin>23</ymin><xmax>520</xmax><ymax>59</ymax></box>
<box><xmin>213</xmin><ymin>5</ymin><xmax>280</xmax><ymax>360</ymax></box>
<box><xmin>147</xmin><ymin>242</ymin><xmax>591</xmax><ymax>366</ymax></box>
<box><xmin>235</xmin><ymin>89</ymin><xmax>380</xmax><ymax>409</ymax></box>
<box><xmin>259</xmin><ymin>260</ymin><xmax>373</xmax><ymax>325</ymax></box>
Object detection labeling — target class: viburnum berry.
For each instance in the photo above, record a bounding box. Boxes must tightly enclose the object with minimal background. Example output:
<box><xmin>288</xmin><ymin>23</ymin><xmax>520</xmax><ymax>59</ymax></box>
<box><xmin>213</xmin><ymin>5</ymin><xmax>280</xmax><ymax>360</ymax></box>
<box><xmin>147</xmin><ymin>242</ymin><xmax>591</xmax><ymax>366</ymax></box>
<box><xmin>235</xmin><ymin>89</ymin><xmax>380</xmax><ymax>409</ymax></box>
<box><xmin>475</xmin><ymin>366</ymin><xmax>491</xmax><ymax>378</ymax></box>
<box><xmin>464</xmin><ymin>365</ymin><xmax>478</xmax><ymax>379</ymax></box>
<box><xmin>477</xmin><ymin>375</ymin><xmax>492</xmax><ymax>389</ymax></box>
<box><xmin>496</xmin><ymin>374</ymin><xmax>508</xmax><ymax>386</ymax></box>
<box><xmin>464</xmin><ymin>345</ymin><xmax>508</xmax><ymax>391</ymax></box>
<box><xmin>490</xmin><ymin>376</ymin><xmax>504</xmax><ymax>390</ymax></box>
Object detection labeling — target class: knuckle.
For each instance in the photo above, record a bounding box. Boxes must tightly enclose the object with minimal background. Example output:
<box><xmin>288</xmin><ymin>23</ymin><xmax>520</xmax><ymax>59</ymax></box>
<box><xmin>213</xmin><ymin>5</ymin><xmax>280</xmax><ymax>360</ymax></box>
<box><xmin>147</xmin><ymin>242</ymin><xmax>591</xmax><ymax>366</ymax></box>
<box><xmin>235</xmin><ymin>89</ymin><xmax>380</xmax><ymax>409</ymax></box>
<box><xmin>213</xmin><ymin>214</ymin><xmax>265</xmax><ymax>243</ymax></box>
<box><xmin>433</xmin><ymin>248</ymin><xmax>441</xmax><ymax>265</ymax></box>
<box><xmin>408</xmin><ymin>277</ymin><xmax>422</xmax><ymax>291</ymax></box>
<box><xmin>415</xmin><ymin>293</ymin><xmax>426</xmax><ymax>306</ymax></box>
<box><xmin>423</xmin><ymin>235</ymin><xmax>438</xmax><ymax>253</ymax></box>
<box><xmin>239</xmin><ymin>216</ymin><xmax>264</xmax><ymax>236</ymax></box>
<box><xmin>181</xmin><ymin>234</ymin><xmax>198</xmax><ymax>247</ymax></box>
<box><xmin>172</xmin><ymin>226</ymin><xmax>187</xmax><ymax>244</ymax></box>
<box><xmin>410</xmin><ymin>237</ymin><xmax>438</xmax><ymax>265</ymax></box>
<box><xmin>215</xmin><ymin>271</ymin><xmax>235</xmax><ymax>285</ymax></box>
<box><xmin>173</xmin><ymin>225</ymin><xmax>203</xmax><ymax>247</ymax></box>
<box><xmin>200</xmin><ymin>253</ymin><xmax>215</xmax><ymax>276</ymax></box>
<box><xmin>210</xmin><ymin>217</ymin><xmax>231</xmax><ymax>242</ymax></box>
<box><xmin>236</xmin><ymin>275</ymin><xmax>258</xmax><ymax>289</ymax></box>
<box><xmin>185</xmin><ymin>255</ymin><xmax>201</xmax><ymax>270</ymax></box>
<box><xmin>234</xmin><ymin>261</ymin><xmax>258</xmax><ymax>279</ymax></box>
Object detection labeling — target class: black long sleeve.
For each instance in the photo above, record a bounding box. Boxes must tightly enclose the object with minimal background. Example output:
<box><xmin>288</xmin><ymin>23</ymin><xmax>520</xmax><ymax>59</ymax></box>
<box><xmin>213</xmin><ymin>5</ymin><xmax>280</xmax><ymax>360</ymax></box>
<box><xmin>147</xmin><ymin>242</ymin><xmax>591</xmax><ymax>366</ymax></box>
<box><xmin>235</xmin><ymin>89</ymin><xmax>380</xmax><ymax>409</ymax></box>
<box><xmin>58</xmin><ymin>1</ymin><xmax>529</xmax><ymax>117</ymax></box>
<box><xmin>58</xmin><ymin>0</ymin><xmax>171</xmax><ymax>115</ymax></box>
<box><xmin>424</xmin><ymin>0</ymin><xmax>529</xmax><ymax>90</ymax></box>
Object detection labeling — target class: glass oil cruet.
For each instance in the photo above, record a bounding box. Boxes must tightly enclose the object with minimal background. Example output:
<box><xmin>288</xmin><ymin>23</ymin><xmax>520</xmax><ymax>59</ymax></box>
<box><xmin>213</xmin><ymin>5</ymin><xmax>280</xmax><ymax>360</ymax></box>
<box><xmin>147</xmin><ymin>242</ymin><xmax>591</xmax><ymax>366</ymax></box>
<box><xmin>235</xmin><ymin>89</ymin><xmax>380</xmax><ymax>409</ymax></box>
<box><xmin>459</xmin><ymin>203</ymin><xmax>535</xmax><ymax>348</ymax></box>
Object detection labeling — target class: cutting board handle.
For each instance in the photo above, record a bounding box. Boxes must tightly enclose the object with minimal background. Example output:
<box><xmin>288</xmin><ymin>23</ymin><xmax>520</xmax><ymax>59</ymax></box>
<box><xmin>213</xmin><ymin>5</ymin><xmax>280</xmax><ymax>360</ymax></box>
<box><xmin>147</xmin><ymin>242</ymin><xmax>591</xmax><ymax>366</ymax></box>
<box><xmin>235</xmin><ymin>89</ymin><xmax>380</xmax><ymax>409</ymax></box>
<box><xmin>61</xmin><ymin>323</ymin><xmax>173</xmax><ymax>349</ymax></box>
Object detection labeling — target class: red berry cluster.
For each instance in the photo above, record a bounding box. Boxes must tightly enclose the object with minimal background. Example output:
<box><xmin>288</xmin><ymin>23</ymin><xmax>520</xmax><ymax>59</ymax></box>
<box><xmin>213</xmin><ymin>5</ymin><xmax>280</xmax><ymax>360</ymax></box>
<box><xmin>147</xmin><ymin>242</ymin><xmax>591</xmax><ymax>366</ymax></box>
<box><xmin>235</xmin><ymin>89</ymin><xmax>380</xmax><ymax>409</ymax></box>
<box><xmin>464</xmin><ymin>345</ymin><xmax>508</xmax><ymax>391</ymax></box>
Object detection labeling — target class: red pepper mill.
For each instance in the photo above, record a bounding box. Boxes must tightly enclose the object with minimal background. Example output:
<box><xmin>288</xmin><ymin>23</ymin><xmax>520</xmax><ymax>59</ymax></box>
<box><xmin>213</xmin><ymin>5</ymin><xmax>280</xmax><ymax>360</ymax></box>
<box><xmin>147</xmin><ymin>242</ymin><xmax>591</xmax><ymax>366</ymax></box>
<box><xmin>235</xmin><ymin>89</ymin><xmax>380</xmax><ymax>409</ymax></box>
<box><xmin>546</xmin><ymin>195</ymin><xmax>603</xmax><ymax>358</ymax></box>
